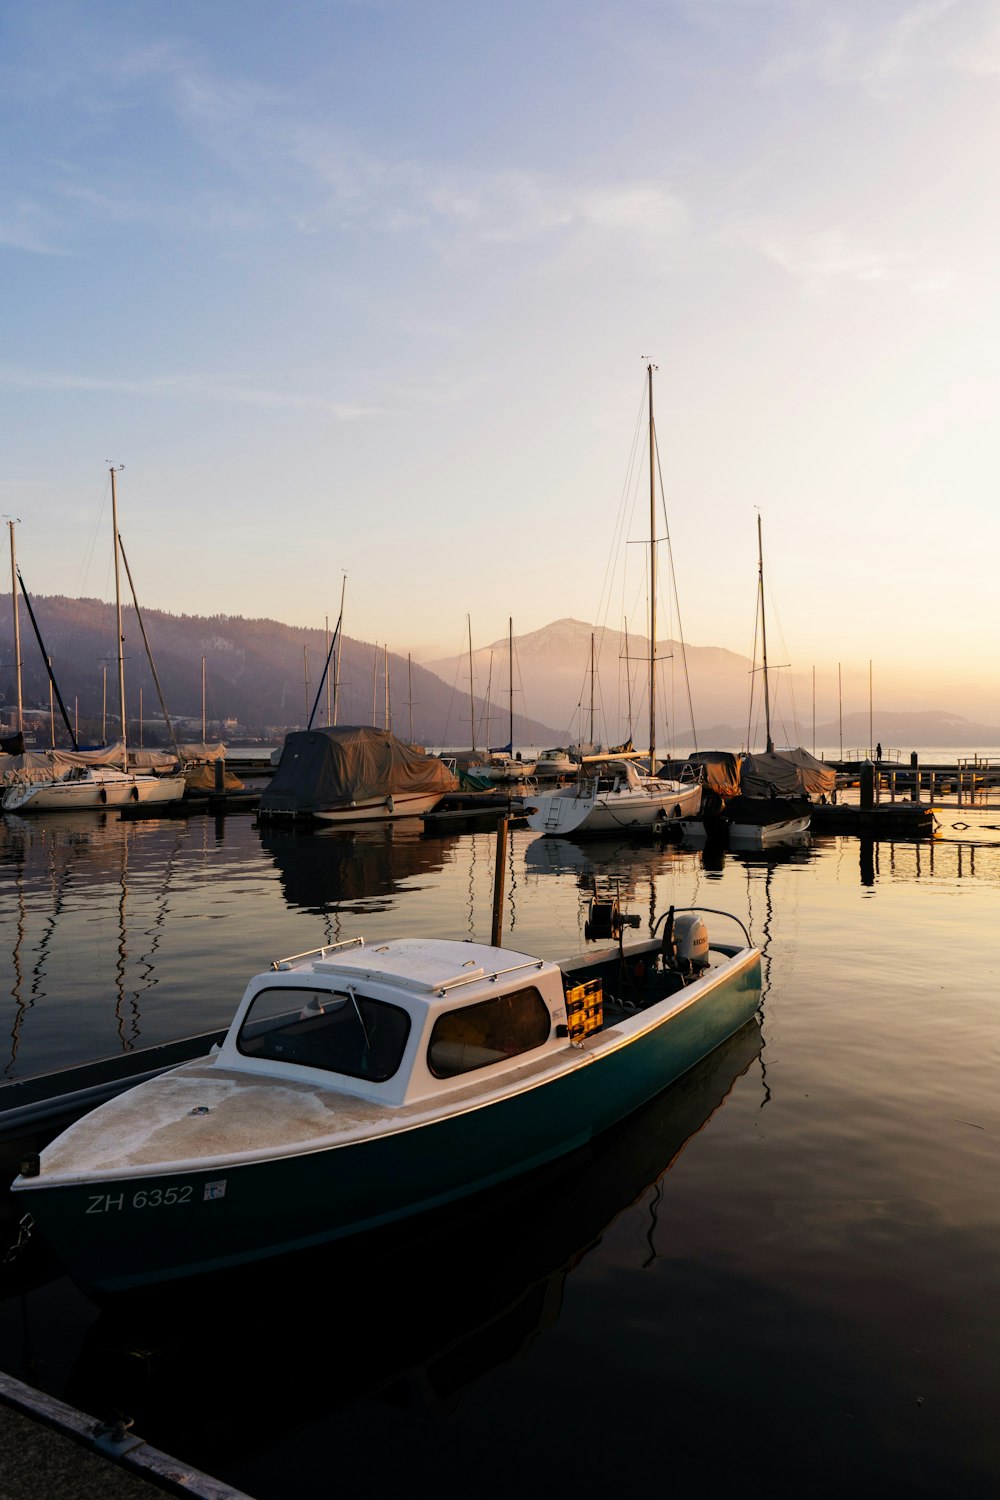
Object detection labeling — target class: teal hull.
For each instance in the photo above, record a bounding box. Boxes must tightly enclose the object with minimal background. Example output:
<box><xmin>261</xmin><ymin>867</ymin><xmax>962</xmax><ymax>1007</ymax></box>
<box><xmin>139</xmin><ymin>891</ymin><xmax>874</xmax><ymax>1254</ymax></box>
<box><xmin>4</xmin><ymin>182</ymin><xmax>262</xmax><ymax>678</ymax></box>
<box><xmin>21</xmin><ymin>953</ymin><xmax>760</xmax><ymax>1293</ymax></box>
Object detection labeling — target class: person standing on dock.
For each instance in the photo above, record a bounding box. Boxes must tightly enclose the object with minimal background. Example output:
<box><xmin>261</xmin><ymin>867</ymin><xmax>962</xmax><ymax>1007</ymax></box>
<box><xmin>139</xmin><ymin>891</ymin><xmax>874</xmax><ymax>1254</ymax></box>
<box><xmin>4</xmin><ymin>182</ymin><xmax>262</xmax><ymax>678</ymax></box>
<box><xmin>876</xmin><ymin>743</ymin><xmax>882</xmax><ymax>761</ymax></box>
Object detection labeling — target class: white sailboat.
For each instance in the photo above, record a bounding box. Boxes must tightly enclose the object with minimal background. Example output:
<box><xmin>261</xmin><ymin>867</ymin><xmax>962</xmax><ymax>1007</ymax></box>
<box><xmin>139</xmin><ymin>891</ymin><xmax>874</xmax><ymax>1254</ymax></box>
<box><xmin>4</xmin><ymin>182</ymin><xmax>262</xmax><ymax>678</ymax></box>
<box><xmin>527</xmin><ymin>364</ymin><xmax>702</xmax><ymax>837</ymax></box>
<box><xmin>2</xmin><ymin>468</ymin><xmax>187</xmax><ymax>814</ymax></box>
<box><xmin>470</xmin><ymin>619</ymin><xmax>537</xmax><ymax>783</ymax></box>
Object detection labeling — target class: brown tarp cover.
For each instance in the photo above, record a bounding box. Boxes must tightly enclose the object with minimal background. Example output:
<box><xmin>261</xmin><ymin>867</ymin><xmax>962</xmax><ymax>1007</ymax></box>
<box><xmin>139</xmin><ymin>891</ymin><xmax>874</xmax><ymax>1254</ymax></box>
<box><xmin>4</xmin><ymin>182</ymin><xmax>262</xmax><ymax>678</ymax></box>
<box><xmin>659</xmin><ymin>751</ymin><xmax>742</xmax><ymax>799</ymax></box>
<box><xmin>740</xmin><ymin>747</ymin><xmax>836</xmax><ymax>799</ymax></box>
<box><xmin>261</xmin><ymin>726</ymin><xmax>458</xmax><ymax>816</ymax></box>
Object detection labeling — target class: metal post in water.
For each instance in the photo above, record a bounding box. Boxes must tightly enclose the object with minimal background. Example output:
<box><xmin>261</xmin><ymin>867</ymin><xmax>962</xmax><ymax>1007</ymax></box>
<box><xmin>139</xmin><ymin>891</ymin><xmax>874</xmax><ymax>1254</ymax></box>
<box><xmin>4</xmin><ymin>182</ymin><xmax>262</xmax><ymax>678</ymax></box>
<box><xmin>910</xmin><ymin>751</ymin><xmax>919</xmax><ymax>803</ymax></box>
<box><xmin>491</xmin><ymin>816</ymin><xmax>509</xmax><ymax>947</ymax></box>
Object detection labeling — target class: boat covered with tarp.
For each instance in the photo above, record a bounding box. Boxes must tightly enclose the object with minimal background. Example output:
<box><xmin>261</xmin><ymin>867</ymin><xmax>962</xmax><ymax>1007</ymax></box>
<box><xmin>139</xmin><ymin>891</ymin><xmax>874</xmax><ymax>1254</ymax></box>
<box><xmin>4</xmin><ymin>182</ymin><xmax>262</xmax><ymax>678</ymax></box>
<box><xmin>739</xmin><ymin>747</ymin><xmax>836</xmax><ymax>800</ymax></box>
<box><xmin>259</xmin><ymin>726</ymin><xmax>458</xmax><ymax>823</ymax></box>
<box><xmin>659</xmin><ymin>751</ymin><xmax>742</xmax><ymax>799</ymax></box>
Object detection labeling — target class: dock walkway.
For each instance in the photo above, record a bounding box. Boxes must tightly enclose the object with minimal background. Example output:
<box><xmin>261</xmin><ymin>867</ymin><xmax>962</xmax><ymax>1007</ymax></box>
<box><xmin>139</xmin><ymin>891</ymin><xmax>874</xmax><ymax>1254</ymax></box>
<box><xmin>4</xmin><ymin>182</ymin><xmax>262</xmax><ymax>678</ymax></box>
<box><xmin>0</xmin><ymin>1371</ymin><xmax>253</xmax><ymax>1500</ymax></box>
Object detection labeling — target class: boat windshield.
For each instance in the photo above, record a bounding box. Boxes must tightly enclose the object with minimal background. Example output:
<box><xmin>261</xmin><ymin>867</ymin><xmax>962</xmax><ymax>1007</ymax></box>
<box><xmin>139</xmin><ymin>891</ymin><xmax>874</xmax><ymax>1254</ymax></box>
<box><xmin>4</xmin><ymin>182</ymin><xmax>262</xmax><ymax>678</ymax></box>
<box><xmin>427</xmin><ymin>986</ymin><xmax>551</xmax><ymax>1078</ymax></box>
<box><xmin>236</xmin><ymin>986</ymin><xmax>410</xmax><ymax>1082</ymax></box>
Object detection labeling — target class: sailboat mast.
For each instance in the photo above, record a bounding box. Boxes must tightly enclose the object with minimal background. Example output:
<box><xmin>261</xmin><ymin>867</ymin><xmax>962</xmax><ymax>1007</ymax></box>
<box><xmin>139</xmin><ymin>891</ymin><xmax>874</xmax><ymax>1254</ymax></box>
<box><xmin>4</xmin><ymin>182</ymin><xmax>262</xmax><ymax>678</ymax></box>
<box><xmin>757</xmin><ymin>513</ymin><xmax>774</xmax><ymax>753</ymax></box>
<box><xmin>508</xmin><ymin>617</ymin><xmax>514</xmax><ymax>753</ymax></box>
<box><xmin>7</xmin><ymin>520</ymin><xmax>23</xmax><ymax>736</ymax></box>
<box><xmin>647</xmin><ymin>361</ymin><xmax>657</xmax><ymax>772</ymax></box>
<box><xmin>408</xmin><ymin>653</ymin><xmax>413</xmax><ymax>744</ymax></box>
<box><xmin>624</xmin><ymin>616</ymin><xmax>633</xmax><ymax>741</ymax></box>
<box><xmin>468</xmin><ymin>615</ymin><xmax>476</xmax><ymax>756</ymax></box>
<box><xmin>110</xmin><ymin>466</ymin><xmax>128</xmax><ymax>769</ymax></box>
<box><xmin>589</xmin><ymin>632</ymin><xmax>595</xmax><ymax>746</ymax></box>
<box><xmin>384</xmin><ymin>643</ymin><xmax>390</xmax><ymax>731</ymax></box>
<box><xmin>333</xmin><ymin>574</ymin><xmax>346</xmax><ymax>726</ymax></box>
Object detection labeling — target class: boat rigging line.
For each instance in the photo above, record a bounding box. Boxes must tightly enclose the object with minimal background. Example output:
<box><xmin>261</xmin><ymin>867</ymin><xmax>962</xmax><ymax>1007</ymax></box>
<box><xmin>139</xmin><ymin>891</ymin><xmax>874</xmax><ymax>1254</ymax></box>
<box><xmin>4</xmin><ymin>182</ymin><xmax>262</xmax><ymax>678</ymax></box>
<box><xmin>14</xmin><ymin>567</ymin><xmax>77</xmax><ymax>750</ymax></box>
<box><xmin>117</xmin><ymin>534</ymin><xmax>181</xmax><ymax>759</ymax></box>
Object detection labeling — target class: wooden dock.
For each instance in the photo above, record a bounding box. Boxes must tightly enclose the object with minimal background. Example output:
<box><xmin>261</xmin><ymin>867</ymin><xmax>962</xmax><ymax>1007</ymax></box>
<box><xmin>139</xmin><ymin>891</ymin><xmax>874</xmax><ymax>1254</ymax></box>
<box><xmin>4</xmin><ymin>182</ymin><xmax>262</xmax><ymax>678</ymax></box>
<box><xmin>118</xmin><ymin>790</ymin><xmax>261</xmax><ymax>820</ymax></box>
<box><xmin>809</xmin><ymin>802</ymin><xmax>937</xmax><ymax>837</ymax></box>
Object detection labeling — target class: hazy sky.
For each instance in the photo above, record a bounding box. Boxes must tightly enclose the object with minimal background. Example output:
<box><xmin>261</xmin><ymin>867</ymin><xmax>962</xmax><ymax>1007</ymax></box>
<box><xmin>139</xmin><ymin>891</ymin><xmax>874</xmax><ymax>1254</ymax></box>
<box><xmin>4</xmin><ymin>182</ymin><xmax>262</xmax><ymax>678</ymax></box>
<box><xmin>2</xmin><ymin>1</ymin><xmax>998</xmax><ymax>723</ymax></box>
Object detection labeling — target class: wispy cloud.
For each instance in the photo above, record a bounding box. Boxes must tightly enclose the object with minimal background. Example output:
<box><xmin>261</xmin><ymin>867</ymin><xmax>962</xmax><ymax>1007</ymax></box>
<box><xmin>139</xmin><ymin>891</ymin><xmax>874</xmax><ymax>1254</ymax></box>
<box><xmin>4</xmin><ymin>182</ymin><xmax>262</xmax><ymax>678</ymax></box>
<box><xmin>738</xmin><ymin>221</ymin><xmax>953</xmax><ymax>295</ymax></box>
<box><xmin>0</xmin><ymin>204</ymin><xmax>71</xmax><ymax>256</ymax></box>
<box><xmin>758</xmin><ymin>0</ymin><xmax>970</xmax><ymax>91</ymax></box>
<box><xmin>0</xmin><ymin>366</ymin><xmax>378</xmax><ymax>418</ymax></box>
<box><xmin>57</xmin><ymin>39</ymin><xmax>689</xmax><ymax>257</ymax></box>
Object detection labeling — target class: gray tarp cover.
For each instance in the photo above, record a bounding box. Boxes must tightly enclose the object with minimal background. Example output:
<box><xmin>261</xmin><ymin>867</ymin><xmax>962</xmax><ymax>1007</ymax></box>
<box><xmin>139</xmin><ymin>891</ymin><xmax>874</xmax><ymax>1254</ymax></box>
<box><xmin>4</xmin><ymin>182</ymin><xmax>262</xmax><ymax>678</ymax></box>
<box><xmin>261</xmin><ymin>726</ymin><xmax>458</xmax><ymax>815</ymax></box>
<box><xmin>0</xmin><ymin>742</ymin><xmax>180</xmax><ymax>786</ymax></box>
<box><xmin>740</xmin><ymin>747</ymin><xmax>836</xmax><ymax>798</ymax></box>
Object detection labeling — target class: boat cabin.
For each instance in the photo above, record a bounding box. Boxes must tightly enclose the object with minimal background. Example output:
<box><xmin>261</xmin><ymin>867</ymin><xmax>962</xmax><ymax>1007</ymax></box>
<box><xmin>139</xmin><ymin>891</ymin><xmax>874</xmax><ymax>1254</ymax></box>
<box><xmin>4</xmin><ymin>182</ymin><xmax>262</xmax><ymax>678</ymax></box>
<box><xmin>215</xmin><ymin>938</ymin><xmax>576</xmax><ymax>1109</ymax></box>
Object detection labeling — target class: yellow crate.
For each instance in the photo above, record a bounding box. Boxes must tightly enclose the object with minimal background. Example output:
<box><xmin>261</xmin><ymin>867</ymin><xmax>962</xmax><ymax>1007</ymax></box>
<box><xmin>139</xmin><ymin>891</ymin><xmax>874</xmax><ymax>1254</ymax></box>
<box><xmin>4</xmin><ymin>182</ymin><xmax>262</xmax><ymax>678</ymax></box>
<box><xmin>565</xmin><ymin>978</ymin><xmax>603</xmax><ymax>1039</ymax></box>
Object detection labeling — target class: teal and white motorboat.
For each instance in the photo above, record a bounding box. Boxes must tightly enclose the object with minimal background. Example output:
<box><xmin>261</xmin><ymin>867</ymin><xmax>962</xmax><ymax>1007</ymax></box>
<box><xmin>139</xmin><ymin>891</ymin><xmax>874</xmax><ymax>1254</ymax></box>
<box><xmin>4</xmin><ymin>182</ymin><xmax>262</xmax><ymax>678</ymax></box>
<box><xmin>13</xmin><ymin>908</ymin><xmax>760</xmax><ymax>1295</ymax></box>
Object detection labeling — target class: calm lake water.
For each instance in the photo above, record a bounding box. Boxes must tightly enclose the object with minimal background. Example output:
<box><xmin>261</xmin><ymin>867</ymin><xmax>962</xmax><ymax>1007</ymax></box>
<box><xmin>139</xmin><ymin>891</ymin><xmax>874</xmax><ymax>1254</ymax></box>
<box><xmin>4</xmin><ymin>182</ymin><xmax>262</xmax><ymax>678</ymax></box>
<box><xmin>1</xmin><ymin>788</ymin><xmax>999</xmax><ymax>1498</ymax></box>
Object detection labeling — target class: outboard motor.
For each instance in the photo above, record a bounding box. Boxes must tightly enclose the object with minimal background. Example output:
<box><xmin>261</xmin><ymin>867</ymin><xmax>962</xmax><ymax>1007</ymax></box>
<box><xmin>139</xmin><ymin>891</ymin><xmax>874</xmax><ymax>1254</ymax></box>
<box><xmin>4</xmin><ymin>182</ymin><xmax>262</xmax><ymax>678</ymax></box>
<box><xmin>673</xmin><ymin>913</ymin><xmax>709</xmax><ymax>971</ymax></box>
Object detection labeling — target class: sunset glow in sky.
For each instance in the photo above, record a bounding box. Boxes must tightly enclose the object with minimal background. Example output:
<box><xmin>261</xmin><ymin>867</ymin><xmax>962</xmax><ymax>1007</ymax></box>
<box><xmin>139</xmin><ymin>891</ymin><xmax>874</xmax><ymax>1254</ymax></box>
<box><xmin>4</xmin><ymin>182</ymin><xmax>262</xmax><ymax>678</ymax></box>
<box><xmin>2</xmin><ymin>1</ymin><xmax>998</xmax><ymax>723</ymax></box>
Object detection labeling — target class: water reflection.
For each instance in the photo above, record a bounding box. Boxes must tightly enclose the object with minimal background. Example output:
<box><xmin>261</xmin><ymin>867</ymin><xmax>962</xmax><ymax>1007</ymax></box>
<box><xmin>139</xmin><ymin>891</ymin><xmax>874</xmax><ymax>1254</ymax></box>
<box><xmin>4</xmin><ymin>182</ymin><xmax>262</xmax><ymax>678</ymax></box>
<box><xmin>1</xmin><ymin>814</ymin><xmax>188</xmax><ymax>1072</ymax></box>
<box><xmin>24</xmin><ymin>1019</ymin><xmax>762</xmax><ymax>1481</ymax></box>
<box><xmin>523</xmin><ymin>833</ymin><xmax>698</xmax><ymax>888</ymax></box>
<box><xmin>257</xmin><ymin>822</ymin><xmax>448</xmax><ymax>915</ymax></box>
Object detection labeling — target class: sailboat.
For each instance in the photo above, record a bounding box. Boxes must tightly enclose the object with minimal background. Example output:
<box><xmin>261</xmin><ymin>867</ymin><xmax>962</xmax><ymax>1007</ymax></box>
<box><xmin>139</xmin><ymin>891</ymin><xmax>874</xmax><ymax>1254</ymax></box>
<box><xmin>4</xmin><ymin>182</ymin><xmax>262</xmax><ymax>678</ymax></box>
<box><xmin>716</xmin><ymin>517</ymin><xmax>831</xmax><ymax>849</ymax></box>
<box><xmin>526</xmin><ymin>364</ymin><xmax>702</xmax><ymax>837</ymax></box>
<box><xmin>2</xmin><ymin>468</ymin><xmax>188</xmax><ymax>814</ymax></box>
<box><xmin>470</xmin><ymin>620</ymin><xmax>537</xmax><ymax>784</ymax></box>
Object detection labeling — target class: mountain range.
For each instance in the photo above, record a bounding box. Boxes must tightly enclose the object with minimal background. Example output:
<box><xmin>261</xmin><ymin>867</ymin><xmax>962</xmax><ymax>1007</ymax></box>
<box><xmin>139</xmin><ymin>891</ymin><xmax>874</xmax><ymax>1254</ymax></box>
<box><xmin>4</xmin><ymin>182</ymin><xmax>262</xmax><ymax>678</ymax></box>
<box><xmin>2</xmin><ymin>597</ymin><xmax>998</xmax><ymax>753</ymax></box>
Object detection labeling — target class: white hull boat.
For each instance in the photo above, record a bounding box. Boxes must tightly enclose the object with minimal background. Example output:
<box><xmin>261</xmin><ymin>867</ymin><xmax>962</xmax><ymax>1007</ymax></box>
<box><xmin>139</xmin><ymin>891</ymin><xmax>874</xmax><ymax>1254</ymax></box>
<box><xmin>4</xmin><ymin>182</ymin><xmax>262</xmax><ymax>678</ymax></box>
<box><xmin>1</xmin><ymin>467</ymin><xmax>186</xmax><ymax>817</ymax></box>
<box><xmin>534</xmin><ymin>749</ymin><xmax>576</xmax><ymax>780</ymax></box>
<box><xmin>2</xmin><ymin>766</ymin><xmax>187</xmax><ymax>814</ymax></box>
<box><xmin>727</xmin><ymin>813</ymin><xmax>810</xmax><ymax>850</ymax></box>
<box><xmin>311</xmin><ymin>789</ymin><xmax>451</xmax><ymax>824</ymax></box>
<box><xmin>527</xmin><ymin>758</ymin><xmax>702</xmax><ymax>837</ymax></box>
<box><xmin>469</xmin><ymin>754</ymin><xmax>537</xmax><ymax>785</ymax></box>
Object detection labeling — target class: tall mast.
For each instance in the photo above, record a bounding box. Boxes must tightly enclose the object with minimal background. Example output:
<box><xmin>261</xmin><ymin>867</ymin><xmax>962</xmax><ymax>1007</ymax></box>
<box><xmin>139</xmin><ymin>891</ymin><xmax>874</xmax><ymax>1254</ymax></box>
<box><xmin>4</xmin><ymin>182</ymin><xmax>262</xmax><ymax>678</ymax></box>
<box><xmin>757</xmin><ymin>513</ymin><xmax>773</xmax><ymax>753</ymax></box>
<box><xmin>408</xmin><ymin>653</ymin><xmax>413</xmax><ymax>744</ymax></box>
<box><xmin>624</xmin><ymin>616</ymin><xmax>633</xmax><ymax>741</ymax></box>
<box><xmin>333</xmin><ymin>573</ymin><xmax>346</xmax><ymax>725</ymax></box>
<box><xmin>109</xmin><ymin>465</ymin><xmax>127</xmax><ymax>769</ymax></box>
<box><xmin>647</xmin><ymin>361</ymin><xmax>657</xmax><ymax>772</ymax></box>
<box><xmin>202</xmin><ymin>655</ymin><xmax>207</xmax><ymax>744</ymax></box>
<box><xmin>7</xmin><ymin>520</ymin><xmax>23</xmax><ymax>736</ymax></box>
<box><xmin>384</xmin><ymin>643</ymin><xmax>390</xmax><ymax>730</ymax></box>
<box><xmin>508</xmin><ymin>617</ymin><xmax>514</xmax><ymax>752</ymax></box>
<box><xmin>468</xmin><ymin>615</ymin><xmax>475</xmax><ymax>755</ymax></box>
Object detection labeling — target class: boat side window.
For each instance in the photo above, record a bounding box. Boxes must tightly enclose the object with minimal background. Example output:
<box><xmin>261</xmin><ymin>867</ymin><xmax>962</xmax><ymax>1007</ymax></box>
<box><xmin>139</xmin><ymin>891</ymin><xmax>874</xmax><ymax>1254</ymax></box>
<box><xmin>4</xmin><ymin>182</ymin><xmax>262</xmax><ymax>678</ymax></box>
<box><xmin>428</xmin><ymin>986</ymin><xmax>551</xmax><ymax>1078</ymax></box>
<box><xmin>236</xmin><ymin>986</ymin><xmax>410</xmax><ymax>1082</ymax></box>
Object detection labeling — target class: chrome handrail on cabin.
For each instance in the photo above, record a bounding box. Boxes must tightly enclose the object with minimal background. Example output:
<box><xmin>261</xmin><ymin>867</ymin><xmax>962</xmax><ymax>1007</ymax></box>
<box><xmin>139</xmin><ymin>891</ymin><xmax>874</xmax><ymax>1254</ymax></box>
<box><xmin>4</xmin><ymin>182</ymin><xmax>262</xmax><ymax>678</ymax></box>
<box><xmin>434</xmin><ymin>958</ymin><xmax>546</xmax><ymax>997</ymax></box>
<box><xmin>271</xmin><ymin>937</ymin><xmax>365</xmax><ymax>971</ymax></box>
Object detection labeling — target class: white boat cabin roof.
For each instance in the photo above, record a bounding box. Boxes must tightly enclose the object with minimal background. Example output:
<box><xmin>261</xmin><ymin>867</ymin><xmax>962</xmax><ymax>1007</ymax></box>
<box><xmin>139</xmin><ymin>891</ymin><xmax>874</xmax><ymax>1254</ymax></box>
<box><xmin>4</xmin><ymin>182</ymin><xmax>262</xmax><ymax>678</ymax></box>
<box><xmin>269</xmin><ymin>936</ymin><xmax>551</xmax><ymax>1000</ymax></box>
